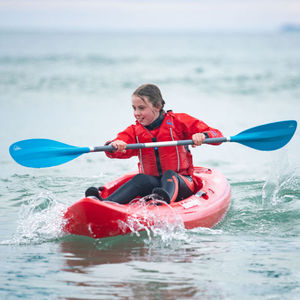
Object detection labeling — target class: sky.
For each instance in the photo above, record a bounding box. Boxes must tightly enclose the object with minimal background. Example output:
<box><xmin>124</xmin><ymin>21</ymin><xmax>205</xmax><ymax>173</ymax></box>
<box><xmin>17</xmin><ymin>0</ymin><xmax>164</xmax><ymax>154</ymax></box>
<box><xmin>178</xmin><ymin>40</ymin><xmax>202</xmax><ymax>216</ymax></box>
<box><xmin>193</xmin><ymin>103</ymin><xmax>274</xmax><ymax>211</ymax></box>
<box><xmin>0</xmin><ymin>0</ymin><xmax>299</xmax><ymax>32</ymax></box>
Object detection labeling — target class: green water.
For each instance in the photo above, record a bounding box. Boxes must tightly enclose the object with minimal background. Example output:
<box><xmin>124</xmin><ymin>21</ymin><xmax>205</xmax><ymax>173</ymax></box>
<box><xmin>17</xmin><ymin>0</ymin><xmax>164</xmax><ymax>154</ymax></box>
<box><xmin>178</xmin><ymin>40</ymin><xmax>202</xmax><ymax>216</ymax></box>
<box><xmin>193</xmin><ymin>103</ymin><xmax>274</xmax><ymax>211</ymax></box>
<box><xmin>0</xmin><ymin>31</ymin><xmax>299</xmax><ymax>299</ymax></box>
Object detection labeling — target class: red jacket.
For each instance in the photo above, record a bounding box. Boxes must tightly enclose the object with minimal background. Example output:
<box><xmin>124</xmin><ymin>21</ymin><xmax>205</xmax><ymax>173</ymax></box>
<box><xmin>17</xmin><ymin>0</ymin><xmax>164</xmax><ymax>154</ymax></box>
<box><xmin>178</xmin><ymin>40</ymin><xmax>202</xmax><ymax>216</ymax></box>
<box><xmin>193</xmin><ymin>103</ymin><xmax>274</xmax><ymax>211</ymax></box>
<box><xmin>106</xmin><ymin>111</ymin><xmax>223</xmax><ymax>177</ymax></box>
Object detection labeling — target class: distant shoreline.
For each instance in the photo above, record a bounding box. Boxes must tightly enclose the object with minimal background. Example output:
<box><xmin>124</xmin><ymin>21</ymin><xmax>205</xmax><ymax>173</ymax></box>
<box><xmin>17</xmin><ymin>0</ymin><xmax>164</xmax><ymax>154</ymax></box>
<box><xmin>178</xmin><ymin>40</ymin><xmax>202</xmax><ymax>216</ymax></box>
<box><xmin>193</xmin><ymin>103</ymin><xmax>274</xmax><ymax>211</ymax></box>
<box><xmin>0</xmin><ymin>27</ymin><xmax>292</xmax><ymax>35</ymax></box>
<box><xmin>281</xmin><ymin>24</ymin><xmax>300</xmax><ymax>32</ymax></box>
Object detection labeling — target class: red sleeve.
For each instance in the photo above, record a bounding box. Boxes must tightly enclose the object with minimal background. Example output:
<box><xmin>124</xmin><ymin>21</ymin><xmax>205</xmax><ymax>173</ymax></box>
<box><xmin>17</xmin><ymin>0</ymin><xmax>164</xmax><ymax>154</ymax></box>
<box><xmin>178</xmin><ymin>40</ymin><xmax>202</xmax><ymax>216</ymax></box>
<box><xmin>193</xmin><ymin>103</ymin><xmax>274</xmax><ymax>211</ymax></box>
<box><xmin>105</xmin><ymin>124</ymin><xmax>139</xmax><ymax>159</ymax></box>
<box><xmin>174</xmin><ymin>113</ymin><xmax>223</xmax><ymax>144</ymax></box>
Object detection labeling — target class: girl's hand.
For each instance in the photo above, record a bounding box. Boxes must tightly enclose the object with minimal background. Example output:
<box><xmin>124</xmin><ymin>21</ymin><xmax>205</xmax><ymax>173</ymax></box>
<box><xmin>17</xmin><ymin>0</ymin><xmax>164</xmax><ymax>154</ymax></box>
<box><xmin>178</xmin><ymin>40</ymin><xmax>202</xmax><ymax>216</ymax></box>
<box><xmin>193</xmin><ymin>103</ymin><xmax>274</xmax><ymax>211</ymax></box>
<box><xmin>192</xmin><ymin>133</ymin><xmax>206</xmax><ymax>147</ymax></box>
<box><xmin>111</xmin><ymin>140</ymin><xmax>127</xmax><ymax>153</ymax></box>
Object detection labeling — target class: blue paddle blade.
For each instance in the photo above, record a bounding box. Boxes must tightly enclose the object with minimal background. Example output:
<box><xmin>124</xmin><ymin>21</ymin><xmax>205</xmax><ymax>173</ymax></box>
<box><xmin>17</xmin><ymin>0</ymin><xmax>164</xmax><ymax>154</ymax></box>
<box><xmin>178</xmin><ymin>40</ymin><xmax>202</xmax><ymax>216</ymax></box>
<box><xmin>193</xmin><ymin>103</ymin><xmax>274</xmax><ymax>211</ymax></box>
<box><xmin>230</xmin><ymin>120</ymin><xmax>297</xmax><ymax>151</ymax></box>
<box><xmin>9</xmin><ymin>139</ymin><xmax>90</xmax><ymax>168</ymax></box>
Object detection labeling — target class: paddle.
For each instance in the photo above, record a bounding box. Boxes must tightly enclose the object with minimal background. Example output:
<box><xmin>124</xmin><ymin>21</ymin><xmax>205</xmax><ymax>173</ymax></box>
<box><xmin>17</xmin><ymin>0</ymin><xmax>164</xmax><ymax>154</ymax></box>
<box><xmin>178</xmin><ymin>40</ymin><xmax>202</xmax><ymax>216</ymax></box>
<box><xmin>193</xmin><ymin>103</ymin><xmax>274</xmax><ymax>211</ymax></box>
<box><xmin>9</xmin><ymin>120</ymin><xmax>297</xmax><ymax>168</ymax></box>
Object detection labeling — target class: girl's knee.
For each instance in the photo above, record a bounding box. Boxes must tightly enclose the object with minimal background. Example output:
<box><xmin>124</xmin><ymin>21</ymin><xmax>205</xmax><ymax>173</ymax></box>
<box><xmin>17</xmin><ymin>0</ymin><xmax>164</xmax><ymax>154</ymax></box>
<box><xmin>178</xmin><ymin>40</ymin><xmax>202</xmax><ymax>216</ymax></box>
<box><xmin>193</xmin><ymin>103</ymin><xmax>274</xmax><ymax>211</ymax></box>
<box><xmin>131</xmin><ymin>174</ymin><xmax>157</xmax><ymax>187</ymax></box>
<box><xmin>163</xmin><ymin>170</ymin><xmax>178</xmax><ymax>179</ymax></box>
<box><xmin>132</xmin><ymin>173</ymin><xmax>148</xmax><ymax>183</ymax></box>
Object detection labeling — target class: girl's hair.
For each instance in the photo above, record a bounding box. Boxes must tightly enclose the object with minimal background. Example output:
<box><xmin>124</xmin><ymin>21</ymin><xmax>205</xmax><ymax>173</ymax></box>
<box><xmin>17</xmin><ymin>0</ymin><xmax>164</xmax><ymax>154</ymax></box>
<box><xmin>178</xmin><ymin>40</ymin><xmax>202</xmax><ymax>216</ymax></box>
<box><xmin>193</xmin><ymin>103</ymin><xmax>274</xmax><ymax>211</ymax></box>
<box><xmin>133</xmin><ymin>84</ymin><xmax>165</xmax><ymax>111</ymax></box>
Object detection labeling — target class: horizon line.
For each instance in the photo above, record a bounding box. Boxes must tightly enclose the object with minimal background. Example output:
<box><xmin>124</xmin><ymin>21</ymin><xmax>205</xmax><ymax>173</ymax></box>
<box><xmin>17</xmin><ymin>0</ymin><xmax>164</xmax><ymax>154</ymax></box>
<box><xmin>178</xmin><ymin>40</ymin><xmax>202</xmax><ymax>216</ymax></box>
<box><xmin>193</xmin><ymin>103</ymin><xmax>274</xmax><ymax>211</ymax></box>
<box><xmin>0</xmin><ymin>26</ymin><xmax>295</xmax><ymax>35</ymax></box>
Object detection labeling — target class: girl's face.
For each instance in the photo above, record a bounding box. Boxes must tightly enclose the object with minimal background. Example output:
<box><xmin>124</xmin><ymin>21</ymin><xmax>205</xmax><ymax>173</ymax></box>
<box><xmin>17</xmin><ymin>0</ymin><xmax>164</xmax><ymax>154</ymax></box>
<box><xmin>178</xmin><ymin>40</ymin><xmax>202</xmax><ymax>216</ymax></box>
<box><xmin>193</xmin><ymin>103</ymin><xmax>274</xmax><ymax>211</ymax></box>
<box><xmin>132</xmin><ymin>95</ymin><xmax>161</xmax><ymax>126</ymax></box>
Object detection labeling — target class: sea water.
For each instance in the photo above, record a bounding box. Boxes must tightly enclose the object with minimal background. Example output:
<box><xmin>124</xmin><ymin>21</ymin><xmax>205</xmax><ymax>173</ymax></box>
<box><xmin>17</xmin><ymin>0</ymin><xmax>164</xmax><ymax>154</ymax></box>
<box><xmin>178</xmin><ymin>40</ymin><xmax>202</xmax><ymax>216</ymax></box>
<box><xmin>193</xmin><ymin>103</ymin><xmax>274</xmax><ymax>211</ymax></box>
<box><xmin>0</xmin><ymin>30</ymin><xmax>300</xmax><ymax>299</ymax></box>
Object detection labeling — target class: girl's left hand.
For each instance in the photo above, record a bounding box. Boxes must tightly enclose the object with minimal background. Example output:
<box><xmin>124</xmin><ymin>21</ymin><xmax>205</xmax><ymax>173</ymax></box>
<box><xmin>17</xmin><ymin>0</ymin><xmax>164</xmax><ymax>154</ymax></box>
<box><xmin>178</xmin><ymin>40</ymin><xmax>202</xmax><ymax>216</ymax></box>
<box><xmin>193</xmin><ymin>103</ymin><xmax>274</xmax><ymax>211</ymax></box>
<box><xmin>192</xmin><ymin>133</ymin><xmax>206</xmax><ymax>147</ymax></box>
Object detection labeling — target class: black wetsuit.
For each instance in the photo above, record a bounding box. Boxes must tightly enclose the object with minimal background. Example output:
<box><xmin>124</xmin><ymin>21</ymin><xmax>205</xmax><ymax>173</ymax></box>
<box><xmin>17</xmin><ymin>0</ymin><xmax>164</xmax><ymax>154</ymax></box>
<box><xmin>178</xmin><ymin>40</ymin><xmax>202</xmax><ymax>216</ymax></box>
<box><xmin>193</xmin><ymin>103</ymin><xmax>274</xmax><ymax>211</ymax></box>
<box><xmin>102</xmin><ymin>170</ymin><xmax>194</xmax><ymax>204</ymax></box>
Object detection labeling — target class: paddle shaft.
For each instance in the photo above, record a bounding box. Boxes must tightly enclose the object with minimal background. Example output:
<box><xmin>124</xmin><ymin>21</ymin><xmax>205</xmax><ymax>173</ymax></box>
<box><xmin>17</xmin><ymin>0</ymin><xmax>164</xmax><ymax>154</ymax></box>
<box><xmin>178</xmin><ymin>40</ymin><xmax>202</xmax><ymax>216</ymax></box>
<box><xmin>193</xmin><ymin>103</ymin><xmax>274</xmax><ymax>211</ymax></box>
<box><xmin>9</xmin><ymin>120</ymin><xmax>297</xmax><ymax>168</ymax></box>
<box><xmin>91</xmin><ymin>137</ymin><xmax>229</xmax><ymax>152</ymax></box>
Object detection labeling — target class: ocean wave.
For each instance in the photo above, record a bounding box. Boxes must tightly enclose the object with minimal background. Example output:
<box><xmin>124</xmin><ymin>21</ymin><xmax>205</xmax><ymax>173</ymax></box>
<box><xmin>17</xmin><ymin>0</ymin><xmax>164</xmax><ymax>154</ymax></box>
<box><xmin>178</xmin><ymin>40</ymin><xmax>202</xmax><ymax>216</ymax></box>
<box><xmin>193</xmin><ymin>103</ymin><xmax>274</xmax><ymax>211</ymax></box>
<box><xmin>0</xmin><ymin>54</ymin><xmax>137</xmax><ymax>65</ymax></box>
<box><xmin>222</xmin><ymin>166</ymin><xmax>300</xmax><ymax>237</ymax></box>
<box><xmin>1</xmin><ymin>69</ymin><xmax>299</xmax><ymax>98</ymax></box>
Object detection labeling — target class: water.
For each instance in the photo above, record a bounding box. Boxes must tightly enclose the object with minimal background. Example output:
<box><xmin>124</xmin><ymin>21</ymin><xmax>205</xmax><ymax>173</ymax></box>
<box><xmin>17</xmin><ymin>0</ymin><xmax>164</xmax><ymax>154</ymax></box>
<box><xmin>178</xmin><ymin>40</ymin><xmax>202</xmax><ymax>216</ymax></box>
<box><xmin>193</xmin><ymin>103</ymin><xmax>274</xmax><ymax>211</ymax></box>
<box><xmin>1</xmin><ymin>30</ymin><xmax>300</xmax><ymax>299</ymax></box>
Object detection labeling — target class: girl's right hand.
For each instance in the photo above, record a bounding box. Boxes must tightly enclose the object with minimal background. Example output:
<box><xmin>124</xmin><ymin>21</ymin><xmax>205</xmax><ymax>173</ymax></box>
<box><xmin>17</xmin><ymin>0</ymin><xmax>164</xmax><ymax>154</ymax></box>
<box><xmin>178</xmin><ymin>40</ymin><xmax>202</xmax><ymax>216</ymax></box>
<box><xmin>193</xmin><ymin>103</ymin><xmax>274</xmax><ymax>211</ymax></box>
<box><xmin>111</xmin><ymin>140</ymin><xmax>127</xmax><ymax>153</ymax></box>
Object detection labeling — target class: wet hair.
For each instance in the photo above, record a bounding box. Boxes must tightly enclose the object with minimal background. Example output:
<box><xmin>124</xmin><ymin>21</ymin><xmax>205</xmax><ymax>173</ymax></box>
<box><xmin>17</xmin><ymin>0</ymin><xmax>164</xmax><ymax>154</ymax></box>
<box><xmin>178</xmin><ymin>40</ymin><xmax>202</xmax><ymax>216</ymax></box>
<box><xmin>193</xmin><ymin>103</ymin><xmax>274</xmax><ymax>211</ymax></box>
<box><xmin>133</xmin><ymin>84</ymin><xmax>165</xmax><ymax>112</ymax></box>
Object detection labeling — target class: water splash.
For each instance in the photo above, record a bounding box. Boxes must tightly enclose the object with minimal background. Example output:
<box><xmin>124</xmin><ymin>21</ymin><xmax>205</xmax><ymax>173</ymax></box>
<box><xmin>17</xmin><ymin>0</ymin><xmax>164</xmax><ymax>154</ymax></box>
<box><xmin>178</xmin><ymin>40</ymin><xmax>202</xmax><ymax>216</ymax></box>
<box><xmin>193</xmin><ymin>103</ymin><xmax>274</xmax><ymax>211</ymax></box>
<box><xmin>262</xmin><ymin>153</ymin><xmax>300</xmax><ymax>206</ymax></box>
<box><xmin>2</xmin><ymin>192</ymin><xmax>67</xmax><ymax>245</ymax></box>
<box><xmin>118</xmin><ymin>196</ymin><xmax>189</xmax><ymax>248</ymax></box>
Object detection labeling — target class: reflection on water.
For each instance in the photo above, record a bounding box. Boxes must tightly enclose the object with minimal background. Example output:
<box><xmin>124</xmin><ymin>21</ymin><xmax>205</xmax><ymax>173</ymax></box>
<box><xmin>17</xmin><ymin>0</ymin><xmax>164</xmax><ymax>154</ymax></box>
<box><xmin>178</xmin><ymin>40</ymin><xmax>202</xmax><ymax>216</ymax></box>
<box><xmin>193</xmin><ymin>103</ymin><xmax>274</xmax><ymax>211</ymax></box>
<box><xmin>58</xmin><ymin>229</ymin><xmax>230</xmax><ymax>300</ymax></box>
<box><xmin>61</xmin><ymin>235</ymin><xmax>147</xmax><ymax>267</ymax></box>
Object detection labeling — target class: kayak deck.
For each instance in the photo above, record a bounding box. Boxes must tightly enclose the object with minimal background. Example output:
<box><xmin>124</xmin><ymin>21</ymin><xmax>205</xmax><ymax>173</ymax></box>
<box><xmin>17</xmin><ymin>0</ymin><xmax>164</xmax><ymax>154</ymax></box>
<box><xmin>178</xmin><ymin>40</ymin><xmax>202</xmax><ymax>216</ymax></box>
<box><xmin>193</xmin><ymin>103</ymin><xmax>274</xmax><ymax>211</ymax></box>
<box><xmin>63</xmin><ymin>167</ymin><xmax>231</xmax><ymax>239</ymax></box>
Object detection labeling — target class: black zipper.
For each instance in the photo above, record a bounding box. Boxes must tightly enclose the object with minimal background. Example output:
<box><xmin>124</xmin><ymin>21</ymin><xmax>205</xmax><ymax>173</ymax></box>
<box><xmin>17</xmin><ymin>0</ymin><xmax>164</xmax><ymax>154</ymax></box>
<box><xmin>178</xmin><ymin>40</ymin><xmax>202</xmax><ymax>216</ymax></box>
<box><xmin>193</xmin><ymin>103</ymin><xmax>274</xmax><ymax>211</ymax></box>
<box><xmin>152</xmin><ymin>137</ymin><xmax>163</xmax><ymax>176</ymax></box>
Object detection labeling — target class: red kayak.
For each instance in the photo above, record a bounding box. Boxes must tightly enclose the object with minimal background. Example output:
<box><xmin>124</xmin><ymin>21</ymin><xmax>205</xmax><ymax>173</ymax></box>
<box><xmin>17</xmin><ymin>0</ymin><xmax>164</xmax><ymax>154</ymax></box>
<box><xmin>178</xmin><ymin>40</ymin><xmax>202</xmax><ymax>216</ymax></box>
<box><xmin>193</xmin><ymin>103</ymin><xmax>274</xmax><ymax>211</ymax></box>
<box><xmin>63</xmin><ymin>167</ymin><xmax>231</xmax><ymax>239</ymax></box>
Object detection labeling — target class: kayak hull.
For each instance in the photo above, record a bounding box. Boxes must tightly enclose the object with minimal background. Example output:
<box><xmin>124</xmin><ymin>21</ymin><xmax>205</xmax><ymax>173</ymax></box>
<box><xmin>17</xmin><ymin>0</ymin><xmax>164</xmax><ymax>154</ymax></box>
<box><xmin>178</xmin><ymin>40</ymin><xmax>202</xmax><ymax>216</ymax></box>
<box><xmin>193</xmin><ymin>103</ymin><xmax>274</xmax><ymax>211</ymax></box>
<box><xmin>63</xmin><ymin>167</ymin><xmax>231</xmax><ymax>239</ymax></box>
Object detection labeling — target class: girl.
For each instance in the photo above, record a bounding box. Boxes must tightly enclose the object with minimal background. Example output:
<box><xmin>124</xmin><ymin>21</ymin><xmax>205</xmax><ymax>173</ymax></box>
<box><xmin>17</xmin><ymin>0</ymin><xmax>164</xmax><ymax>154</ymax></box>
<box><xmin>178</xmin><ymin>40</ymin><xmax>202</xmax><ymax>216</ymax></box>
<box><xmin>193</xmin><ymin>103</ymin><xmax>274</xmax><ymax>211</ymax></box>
<box><xmin>85</xmin><ymin>84</ymin><xmax>223</xmax><ymax>204</ymax></box>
